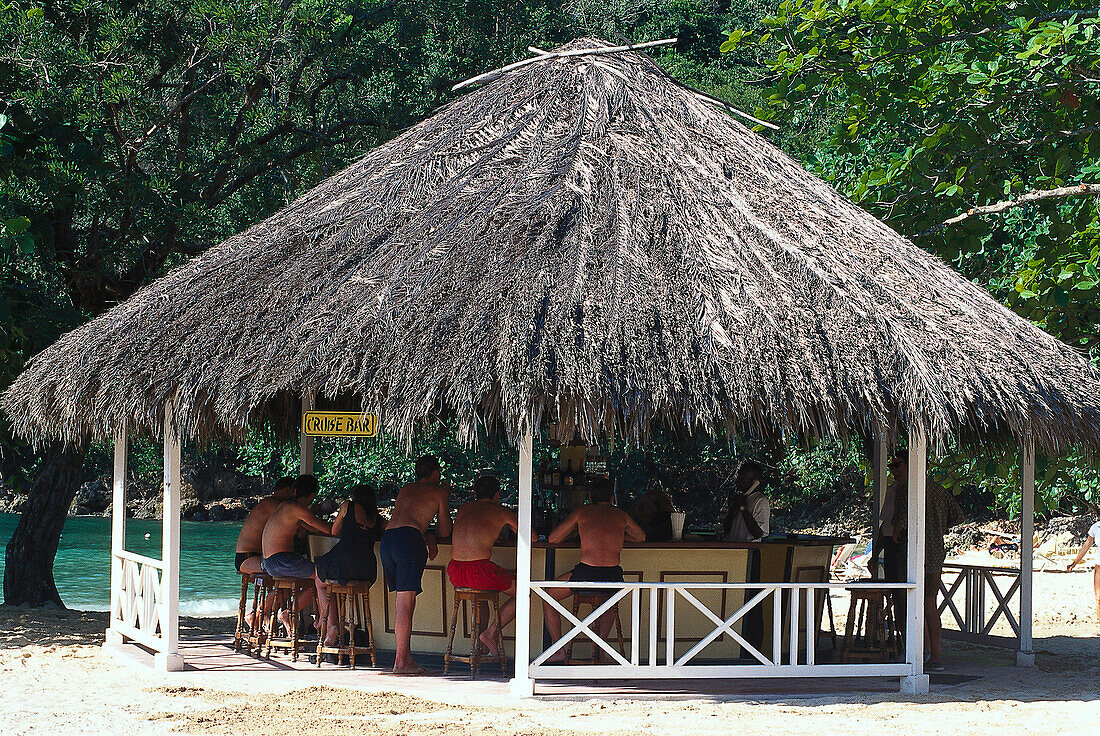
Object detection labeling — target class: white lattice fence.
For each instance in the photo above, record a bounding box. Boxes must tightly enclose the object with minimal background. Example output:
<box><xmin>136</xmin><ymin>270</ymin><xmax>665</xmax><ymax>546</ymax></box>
<box><xmin>939</xmin><ymin>563</ymin><xmax>1021</xmax><ymax>648</ymax></box>
<box><xmin>110</xmin><ymin>550</ymin><xmax>166</xmax><ymax>651</ymax></box>
<box><xmin>527</xmin><ymin>581</ymin><xmax>915</xmax><ymax>679</ymax></box>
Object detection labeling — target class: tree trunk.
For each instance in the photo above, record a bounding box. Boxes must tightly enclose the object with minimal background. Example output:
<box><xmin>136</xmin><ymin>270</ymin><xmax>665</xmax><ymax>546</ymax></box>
<box><xmin>3</xmin><ymin>444</ymin><xmax>84</xmax><ymax>607</ymax></box>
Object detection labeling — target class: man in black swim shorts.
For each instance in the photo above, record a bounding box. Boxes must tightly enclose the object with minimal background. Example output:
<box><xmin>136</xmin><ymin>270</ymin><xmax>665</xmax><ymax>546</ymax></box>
<box><xmin>380</xmin><ymin>456</ymin><xmax>451</xmax><ymax>674</ymax></box>
<box><xmin>542</xmin><ymin>477</ymin><xmax>645</xmax><ymax>663</ymax></box>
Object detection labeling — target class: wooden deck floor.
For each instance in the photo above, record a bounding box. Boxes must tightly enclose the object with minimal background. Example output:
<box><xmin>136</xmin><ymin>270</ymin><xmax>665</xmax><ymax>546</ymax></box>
<box><xmin>104</xmin><ymin>634</ymin><xmax>1002</xmax><ymax>703</ymax></box>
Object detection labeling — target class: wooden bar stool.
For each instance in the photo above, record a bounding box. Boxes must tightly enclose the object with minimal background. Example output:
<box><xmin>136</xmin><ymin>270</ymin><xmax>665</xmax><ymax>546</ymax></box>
<box><xmin>840</xmin><ymin>587</ymin><xmax>900</xmax><ymax>663</ymax></box>
<box><xmin>264</xmin><ymin>577</ymin><xmax>310</xmax><ymax>661</ymax></box>
<box><xmin>444</xmin><ymin>588</ymin><xmax>506</xmax><ymax>678</ymax></box>
<box><xmin>234</xmin><ymin>572</ymin><xmax>251</xmax><ymax>652</ymax></box>
<box><xmin>242</xmin><ymin>572</ymin><xmax>274</xmax><ymax>655</ymax></box>
<box><xmin>566</xmin><ymin>591</ymin><xmax>625</xmax><ymax>665</ymax></box>
<box><xmin>316</xmin><ymin>581</ymin><xmax>377</xmax><ymax>668</ymax></box>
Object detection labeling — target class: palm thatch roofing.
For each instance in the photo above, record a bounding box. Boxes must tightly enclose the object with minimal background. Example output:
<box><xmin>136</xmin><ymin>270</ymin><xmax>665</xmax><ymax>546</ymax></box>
<box><xmin>5</xmin><ymin>38</ymin><xmax>1100</xmax><ymax>454</ymax></box>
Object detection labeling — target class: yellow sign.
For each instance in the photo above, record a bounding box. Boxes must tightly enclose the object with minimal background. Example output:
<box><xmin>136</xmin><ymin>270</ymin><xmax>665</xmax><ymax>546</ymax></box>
<box><xmin>301</xmin><ymin>411</ymin><xmax>379</xmax><ymax>438</ymax></box>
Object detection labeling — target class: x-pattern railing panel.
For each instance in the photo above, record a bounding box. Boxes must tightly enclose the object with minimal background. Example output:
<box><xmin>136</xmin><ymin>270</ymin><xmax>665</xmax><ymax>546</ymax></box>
<box><xmin>675</xmin><ymin>587</ymin><xmax>774</xmax><ymax>665</ymax></box>
<box><xmin>113</xmin><ymin>552</ymin><xmax>164</xmax><ymax>641</ymax></box>
<box><xmin>528</xmin><ymin>580</ymin><xmax>913</xmax><ymax>675</ymax></box>
<box><xmin>531</xmin><ymin>585</ymin><xmax>633</xmax><ymax>666</ymax></box>
<box><xmin>939</xmin><ymin>564</ymin><xmax>1021</xmax><ymax>645</ymax></box>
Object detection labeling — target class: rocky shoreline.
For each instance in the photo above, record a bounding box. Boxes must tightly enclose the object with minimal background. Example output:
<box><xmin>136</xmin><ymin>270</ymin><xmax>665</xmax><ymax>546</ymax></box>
<box><xmin>0</xmin><ymin>464</ymin><xmax>270</xmax><ymax>521</ymax></box>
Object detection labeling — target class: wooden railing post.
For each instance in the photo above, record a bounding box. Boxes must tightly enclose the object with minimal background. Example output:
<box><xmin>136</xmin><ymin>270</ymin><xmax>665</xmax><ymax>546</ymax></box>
<box><xmin>1018</xmin><ymin>442</ymin><xmax>1035</xmax><ymax>666</ymax></box>
<box><xmin>900</xmin><ymin>425</ymin><xmax>930</xmax><ymax>694</ymax></box>
<box><xmin>106</xmin><ymin>421</ymin><xmax>128</xmax><ymax>646</ymax></box>
<box><xmin>509</xmin><ymin>428</ymin><xmax>534</xmax><ymax>697</ymax></box>
<box><xmin>157</xmin><ymin>403</ymin><xmax>184</xmax><ymax>672</ymax></box>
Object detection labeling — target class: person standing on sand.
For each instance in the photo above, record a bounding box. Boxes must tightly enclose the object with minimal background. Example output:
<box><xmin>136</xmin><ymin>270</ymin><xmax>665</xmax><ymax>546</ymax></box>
<box><xmin>447</xmin><ymin>475</ymin><xmax>519</xmax><ymax>657</ymax></box>
<box><xmin>234</xmin><ymin>476</ymin><xmax>295</xmax><ymax>575</ymax></box>
<box><xmin>1066</xmin><ymin>519</ymin><xmax>1100</xmax><ymax>630</ymax></box>
<box><xmin>380</xmin><ymin>455</ymin><xmax>452</xmax><ymax>674</ymax></box>
<box><xmin>541</xmin><ymin>476</ymin><xmax>645</xmax><ymax>663</ymax></box>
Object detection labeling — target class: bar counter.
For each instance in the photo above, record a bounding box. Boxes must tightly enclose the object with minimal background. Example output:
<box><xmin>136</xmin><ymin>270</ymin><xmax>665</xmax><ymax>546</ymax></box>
<box><xmin>350</xmin><ymin>534</ymin><xmax>848</xmax><ymax>661</ymax></box>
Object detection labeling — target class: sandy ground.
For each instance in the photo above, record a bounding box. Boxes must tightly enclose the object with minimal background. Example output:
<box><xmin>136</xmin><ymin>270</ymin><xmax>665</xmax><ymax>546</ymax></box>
<box><xmin>2</xmin><ymin>569</ymin><xmax>1098</xmax><ymax>736</ymax></box>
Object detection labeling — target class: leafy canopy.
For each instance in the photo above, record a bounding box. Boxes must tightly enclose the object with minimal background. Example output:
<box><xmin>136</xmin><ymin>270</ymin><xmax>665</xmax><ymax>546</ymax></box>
<box><xmin>723</xmin><ymin>0</ymin><xmax>1100</xmax><ymax>513</ymax></box>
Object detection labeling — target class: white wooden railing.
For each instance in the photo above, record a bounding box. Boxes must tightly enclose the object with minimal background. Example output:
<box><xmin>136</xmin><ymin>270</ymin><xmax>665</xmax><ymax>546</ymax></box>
<box><xmin>939</xmin><ymin>563</ymin><xmax>1021</xmax><ymax>648</ymax></box>
<box><xmin>110</xmin><ymin>549</ymin><xmax>167</xmax><ymax>651</ymax></box>
<box><xmin>528</xmin><ymin>581</ymin><xmax>915</xmax><ymax>679</ymax></box>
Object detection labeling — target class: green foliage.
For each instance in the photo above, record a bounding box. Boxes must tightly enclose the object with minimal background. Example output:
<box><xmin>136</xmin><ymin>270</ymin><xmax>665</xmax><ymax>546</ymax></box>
<box><xmin>722</xmin><ymin>1</ymin><xmax>1100</xmax><ymax>356</ymax></box>
<box><xmin>723</xmin><ymin>1</ymin><xmax>1100</xmax><ymax>516</ymax></box>
<box><xmin>778</xmin><ymin>439</ymin><xmax>866</xmax><ymax>508</ymax></box>
<box><xmin>932</xmin><ymin>446</ymin><xmax>1100</xmax><ymax>518</ymax></box>
<box><xmin>1</xmin><ymin>0</ymin><xmax>778</xmax><ymax>501</ymax></box>
<box><xmin>236</xmin><ymin>424</ymin><xmax>520</xmax><ymax>505</ymax></box>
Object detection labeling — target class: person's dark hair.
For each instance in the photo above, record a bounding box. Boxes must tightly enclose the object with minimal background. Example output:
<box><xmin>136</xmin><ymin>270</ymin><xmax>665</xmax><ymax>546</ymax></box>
<box><xmin>738</xmin><ymin>460</ymin><xmax>764</xmax><ymax>481</ymax></box>
<box><xmin>589</xmin><ymin>476</ymin><xmax>614</xmax><ymax>503</ymax></box>
<box><xmin>292</xmin><ymin>474</ymin><xmax>319</xmax><ymax>500</ymax></box>
<box><xmin>273</xmin><ymin>476</ymin><xmax>295</xmax><ymax>492</ymax></box>
<box><xmin>349</xmin><ymin>483</ymin><xmax>380</xmax><ymax>522</ymax></box>
<box><xmin>474</xmin><ymin>475</ymin><xmax>500</xmax><ymax>500</ymax></box>
<box><xmin>414</xmin><ymin>455</ymin><xmax>441</xmax><ymax>481</ymax></box>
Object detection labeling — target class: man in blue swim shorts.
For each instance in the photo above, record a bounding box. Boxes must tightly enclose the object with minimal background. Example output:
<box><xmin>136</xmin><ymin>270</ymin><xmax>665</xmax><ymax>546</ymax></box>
<box><xmin>380</xmin><ymin>455</ymin><xmax>451</xmax><ymax>674</ymax></box>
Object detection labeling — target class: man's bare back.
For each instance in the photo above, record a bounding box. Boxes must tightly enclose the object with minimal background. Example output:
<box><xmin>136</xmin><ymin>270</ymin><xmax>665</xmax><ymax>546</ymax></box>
<box><xmin>452</xmin><ymin>500</ymin><xmax>517</xmax><ymax>561</ymax></box>
<box><xmin>237</xmin><ymin>497</ymin><xmax>281</xmax><ymax>554</ymax></box>
<box><xmin>262</xmin><ymin>500</ymin><xmax>331</xmax><ymax>557</ymax></box>
<box><xmin>386</xmin><ymin>481</ymin><xmax>451</xmax><ymax>537</ymax></box>
<box><xmin>550</xmin><ymin>503</ymin><xmax>646</xmax><ymax>567</ymax></box>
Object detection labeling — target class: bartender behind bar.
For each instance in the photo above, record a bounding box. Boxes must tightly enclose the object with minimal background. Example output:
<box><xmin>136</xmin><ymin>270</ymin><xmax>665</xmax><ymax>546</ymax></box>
<box><xmin>722</xmin><ymin>461</ymin><xmax>770</xmax><ymax>542</ymax></box>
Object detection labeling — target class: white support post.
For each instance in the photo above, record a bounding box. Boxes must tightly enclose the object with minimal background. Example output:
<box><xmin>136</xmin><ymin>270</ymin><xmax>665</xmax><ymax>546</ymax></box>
<box><xmin>900</xmin><ymin>425</ymin><xmax>929</xmax><ymax>695</ymax></box>
<box><xmin>872</xmin><ymin>429</ymin><xmax>888</xmax><ymax>578</ymax></box>
<box><xmin>299</xmin><ymin>390</ymin><xmax>315</xmax><ymax>476</ymax></box>
<box><xmin>105</xmin><ymin>421</ymin><xmax>128</xmax><ymax>646</ymax></box>
<box><xmin>157</xmin><ymin>403</ymin><xmax>184</xmax><ymax>672</ymax></box>
<box><xmin>1017</xmin><ymin>442</ymin><xmax>1035</xmax><ymax>667</ymax></box>
<box><xmin>509</xmin><ymin>429</ymin><xmax>535</xmax><ymax>698</ymax></box>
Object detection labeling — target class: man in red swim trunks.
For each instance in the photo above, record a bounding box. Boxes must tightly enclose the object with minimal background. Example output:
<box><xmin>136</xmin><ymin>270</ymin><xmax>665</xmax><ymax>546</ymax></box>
<box><xmin>447</xmin><ymin>475</ymin><xmax>518</xmax><ymax>656</ymax></box>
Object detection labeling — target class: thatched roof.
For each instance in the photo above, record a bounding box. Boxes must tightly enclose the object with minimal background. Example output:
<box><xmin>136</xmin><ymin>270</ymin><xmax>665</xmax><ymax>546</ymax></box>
<box><xmin>5</xmin><ymin>38</ymin><xmax>1100</xmax><ymax>454</ymax></box>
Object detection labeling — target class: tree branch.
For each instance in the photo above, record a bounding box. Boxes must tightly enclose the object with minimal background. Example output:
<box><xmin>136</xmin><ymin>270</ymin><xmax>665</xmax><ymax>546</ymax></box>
<box><xmin>918</xmin><ymin>183</ymin><xmax>1100</xmax><ymax>236</ymax></box>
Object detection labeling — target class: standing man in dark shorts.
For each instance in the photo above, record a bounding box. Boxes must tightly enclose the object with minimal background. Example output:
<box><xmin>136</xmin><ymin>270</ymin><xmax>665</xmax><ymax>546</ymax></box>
<box><xmin>380</xmin><ymin>455</ymin><xmax>451</xmax><ymax>674</ymax></box>
<box><xmin>448</xmin><ymin>475</ymin><xmax>519</xmax><ymax>656</ymax></box>
<box><xmin>235</xmin><ymin>476</ymin><xmax>295</xmax><ymax>575</ymax></box>
<box><xmin>542</xmin><ymin>476</ymin><xmax>645</xmax><ymax>663</ymax></box>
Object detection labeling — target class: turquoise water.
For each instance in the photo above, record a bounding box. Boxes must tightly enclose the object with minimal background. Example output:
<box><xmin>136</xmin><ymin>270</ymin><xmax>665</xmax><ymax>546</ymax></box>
<box><xmin>0</xmin><ymin>513</ymin><xmax>244</xmax><ymax>615</ymax></box>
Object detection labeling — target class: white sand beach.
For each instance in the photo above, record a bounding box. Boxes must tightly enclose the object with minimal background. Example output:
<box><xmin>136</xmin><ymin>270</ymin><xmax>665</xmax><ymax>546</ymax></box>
<box><xmin>2</xmin><ymin>568</ymin><xmax>1098</xmax><ymax>736</ymax></box>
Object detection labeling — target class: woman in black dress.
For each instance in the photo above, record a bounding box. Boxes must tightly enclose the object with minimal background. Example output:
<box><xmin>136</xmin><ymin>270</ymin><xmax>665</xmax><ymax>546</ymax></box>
<box><xmin>315</xmin><ymin>484</ymin><xmax>383</xmax><ymax>645</ymax></box>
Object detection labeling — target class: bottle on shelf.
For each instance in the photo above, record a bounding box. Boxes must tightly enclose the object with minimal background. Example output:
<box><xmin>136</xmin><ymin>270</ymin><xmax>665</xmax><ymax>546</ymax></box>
<box><xmin>541</xmin><ymin>456</ymin><xmax>553</xmax><ymax>490</ymax></box>
<box><xmin>563</xmin><ymin>458</ymin><xmax>575</xmax><ymax>488</ymax></box>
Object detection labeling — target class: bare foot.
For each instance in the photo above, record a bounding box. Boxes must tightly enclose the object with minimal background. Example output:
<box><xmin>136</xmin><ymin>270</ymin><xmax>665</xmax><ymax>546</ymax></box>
<box><xmin>392</xmin><ymin>657</ymin><xmax>425</xmax><ymax>675</ymax></box>
<box><xmin>277</xmin><ymin>610</ymin><xmax>292</xmax><ymax>636</ymax></box>
<box><xmin>479</xmin><ymin>627</ymin><xmax>501</xmax><ymax>657</ymax></box>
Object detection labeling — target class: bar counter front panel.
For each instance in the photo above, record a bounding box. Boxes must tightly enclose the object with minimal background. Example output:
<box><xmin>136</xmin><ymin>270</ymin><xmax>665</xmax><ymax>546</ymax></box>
<box><xmin>357</xmin><ymin>537</ymin><xmax>838</xmax><ymax>662</ymax></box>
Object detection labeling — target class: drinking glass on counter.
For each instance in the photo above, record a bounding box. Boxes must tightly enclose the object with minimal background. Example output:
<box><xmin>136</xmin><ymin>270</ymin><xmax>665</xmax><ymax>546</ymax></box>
<box><xmin>670</xmin><ymin>511</ymin><xmax>686</xmax><ymax>541</ymax></box>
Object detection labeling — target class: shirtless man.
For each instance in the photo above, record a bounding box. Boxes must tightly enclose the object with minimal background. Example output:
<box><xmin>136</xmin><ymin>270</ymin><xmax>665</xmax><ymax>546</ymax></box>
<box><xmin>447</xmin><ymin>475</ymin><xmax>518</xmax><ymax>656</ymax></box>
<box><xmin>542</xmin><ymin>476</ymin><xmax>645</xmax><ymax>662</ymax></box>
<box><xmin>235</xmin><ymin>476</ymin><xmax>295</xmax><ymax>575</ymax></box>
<box><xmin>380</xmin><ymin>455</ymin><xmax>452</xmax><ymax>674</ymax></box>
<box><xmin>261</xmin><ymin>475</ymin><xmax>332</xmax><ymax>634</ymax></box>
